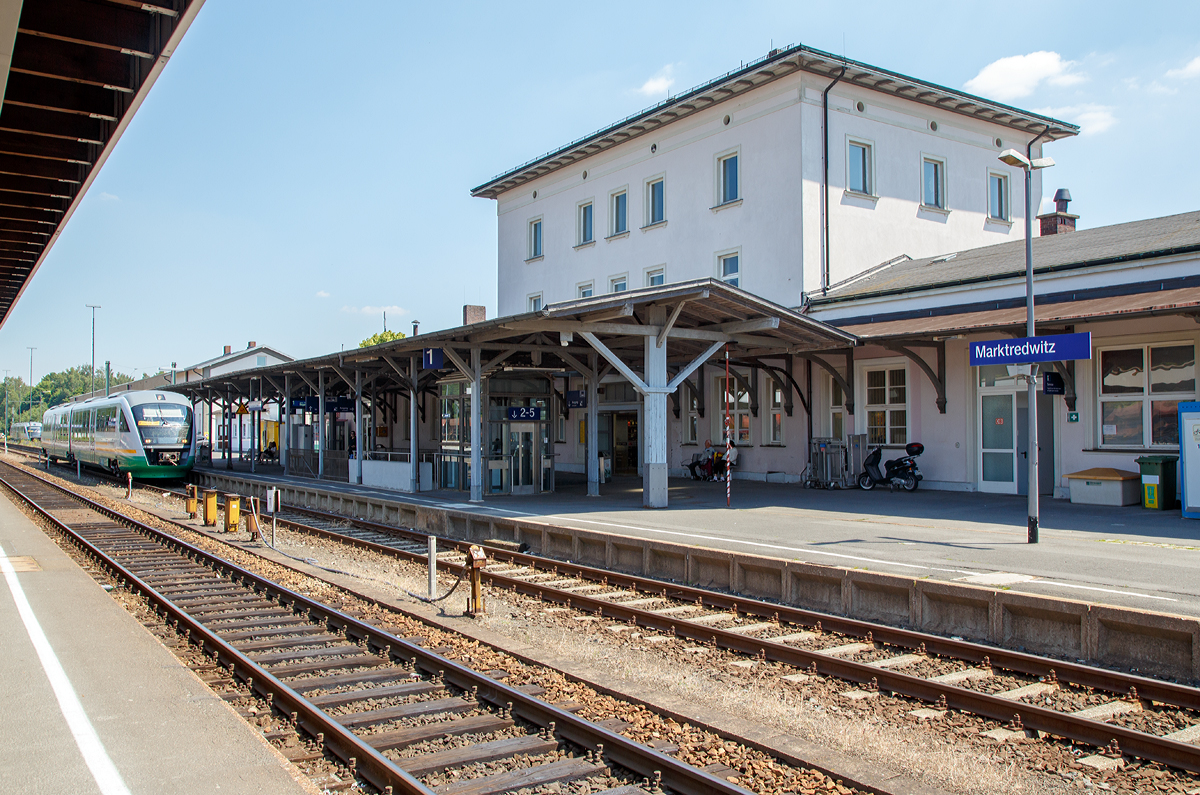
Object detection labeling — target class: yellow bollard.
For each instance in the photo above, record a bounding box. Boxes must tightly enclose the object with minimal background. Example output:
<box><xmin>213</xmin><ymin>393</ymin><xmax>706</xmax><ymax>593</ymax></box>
<box><xmin>223</xmin><ymin>494</ymin><xmax>240</xmax><ymax>533</ymax></box>
<box><xmin>245</xmin><ymin>497</ymin><xmax>260</xmax><ymax>536</ymax></box>
<box><xmin>202</xmin><ymin>490</ymin><xmax>218</xmax><ymax>526</ymax></box>
<box><xmin>466</xmin><ymin>545</ymin><xmax>487</xmax><ymax>616</ymax></box>
<box><xmin>185</xmin><ymin>485</ymin><xmax>198</xmax><ymax>519</ymax></box>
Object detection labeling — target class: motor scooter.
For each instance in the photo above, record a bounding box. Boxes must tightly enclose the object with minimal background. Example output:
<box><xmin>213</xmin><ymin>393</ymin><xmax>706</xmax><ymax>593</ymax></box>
<box><xmin>858</xmin><ymin>442</ymin><xmax>924</xmax><ymax>491</ymax></box>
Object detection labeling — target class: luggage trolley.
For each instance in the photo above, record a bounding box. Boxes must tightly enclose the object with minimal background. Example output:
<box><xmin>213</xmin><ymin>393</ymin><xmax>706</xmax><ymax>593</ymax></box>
<box><xmin>804</xmin><ymin>437</ymin><xmax>850</xmax><ymax>489</ymax></box>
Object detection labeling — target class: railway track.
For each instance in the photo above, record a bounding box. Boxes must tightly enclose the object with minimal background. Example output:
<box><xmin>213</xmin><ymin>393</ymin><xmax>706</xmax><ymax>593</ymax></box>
<box><xmin>0</xmin><ymin>460</ymin><xmax>760</xmax><ymax>795</ymax></box>
<box><xmin>234</xmin><ymin>499</ymin><xmax>1200</xmax><ymax>776</ymax></box>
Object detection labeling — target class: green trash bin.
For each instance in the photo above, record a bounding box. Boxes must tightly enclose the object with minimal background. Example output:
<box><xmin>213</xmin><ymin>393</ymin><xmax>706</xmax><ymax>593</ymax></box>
<box><xmin>1134</xmin><ymin>455</ymin><xmax>1178</xmax><ymax>510</ymax></box>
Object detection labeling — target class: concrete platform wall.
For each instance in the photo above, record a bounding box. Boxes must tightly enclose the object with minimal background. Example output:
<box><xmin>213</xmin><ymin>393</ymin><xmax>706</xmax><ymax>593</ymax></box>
<box><xmin>195</xmin><ymin>471</ymin><xmax>1200</xmax><ymax>682</ymax></box>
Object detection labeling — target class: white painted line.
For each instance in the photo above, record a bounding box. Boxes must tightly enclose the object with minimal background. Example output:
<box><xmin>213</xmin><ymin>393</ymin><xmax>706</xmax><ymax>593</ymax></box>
<box><xmin>541</xmin><ymin>515</ymin><xmax>981</xmax><ymax>575</ymax></box>
<box><xmin>1025</xmin><ymin>579</ymin><xmax>1177</xmax><ymax>602</ymax></box>
<box><xmin>0</xmin><ymin>543</ymin><xmax>132</xmax><ymax>795</ymax></box>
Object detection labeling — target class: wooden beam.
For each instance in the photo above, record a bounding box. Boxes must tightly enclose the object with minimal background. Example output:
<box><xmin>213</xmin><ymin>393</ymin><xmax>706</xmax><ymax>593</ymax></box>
<box><xmin>656</xmin><ymin>301</ymin><xmax>687</xmax><ymax>348</ymax></box>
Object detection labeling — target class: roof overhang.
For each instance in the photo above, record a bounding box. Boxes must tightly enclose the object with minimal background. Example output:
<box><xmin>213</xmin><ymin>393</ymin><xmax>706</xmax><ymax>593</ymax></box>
<box><xmin>471</xmin><ymin>43</ymin><xmax>1079</xmax><ymax>200</ymax></box>
<box><xmin>169</xmin><ymin>280</ymin><xmax>859</xmax><ymax>399</ymax></box>
<box><xmin>0</xmin><ymin>0</ymin><xmax>206</xmax><ymax>329</ymax></box>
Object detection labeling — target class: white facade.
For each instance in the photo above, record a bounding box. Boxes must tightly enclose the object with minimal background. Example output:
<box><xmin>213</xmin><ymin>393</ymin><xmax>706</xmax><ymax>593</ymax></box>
<box><xmin>488</xmin><ymin>66</ymin><xmax>1060</xmax><ymax>316</ymax></box>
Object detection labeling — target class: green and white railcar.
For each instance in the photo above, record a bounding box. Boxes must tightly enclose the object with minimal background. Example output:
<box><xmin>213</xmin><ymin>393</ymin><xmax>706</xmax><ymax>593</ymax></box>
<box><xmin>42</xmin><ymin>391</ymin><xmax>195</xmax><ymax>479</ymax></box>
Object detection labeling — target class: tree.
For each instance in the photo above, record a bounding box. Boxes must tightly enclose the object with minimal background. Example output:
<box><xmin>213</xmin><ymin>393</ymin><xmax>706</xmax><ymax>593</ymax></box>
<box><xmin>359</xmin><ymin>329</ymin><xmax>406</xmax><ymax>348</ymax></box>
<box><xmin>4</xmin><ymin>365</ymin><xmax>136</xmax><ymax>429</ymax></box>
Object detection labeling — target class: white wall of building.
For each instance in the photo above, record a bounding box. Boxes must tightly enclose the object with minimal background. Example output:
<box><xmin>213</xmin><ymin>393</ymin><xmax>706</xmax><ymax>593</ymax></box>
<box><xmin>493</xmin><ymin>71</ymin><xmax>1045</xmax><ymax>316</ymax></box>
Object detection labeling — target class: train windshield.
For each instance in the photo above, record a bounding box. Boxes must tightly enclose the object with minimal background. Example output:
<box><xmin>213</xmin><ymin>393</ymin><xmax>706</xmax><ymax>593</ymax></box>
<box><xmin>132</xmin><ymin>403</ymin><xmax>192</xmax><ymax>446</ymax></box>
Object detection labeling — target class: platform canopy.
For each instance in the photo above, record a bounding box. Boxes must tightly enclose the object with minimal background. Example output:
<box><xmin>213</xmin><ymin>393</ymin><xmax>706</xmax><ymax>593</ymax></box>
<box><xmin>0</xmin><ymin>0</ymin><xmax>205</xmax><ymax>328</ymax></box>
<box><xmin>172</xmin><ymin>279</ymin><xmax>858</xmax><ymax>507</ymax></box>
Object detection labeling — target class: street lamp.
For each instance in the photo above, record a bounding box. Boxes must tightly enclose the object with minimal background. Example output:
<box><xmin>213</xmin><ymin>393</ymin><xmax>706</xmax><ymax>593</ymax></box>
<box><xmin>26</xmin><ymin>346</ymin><xmax>35</xmax><ymax>415</ymax></box>
<box><xmin>87</xmin><ymin>304</ymin><xmax>101</xmax><ymax>395</ymax></box>
<box><xmin>998</xmin><ymin>147</ymin><xmax>1054</xmax><ymax>544</ymax></box>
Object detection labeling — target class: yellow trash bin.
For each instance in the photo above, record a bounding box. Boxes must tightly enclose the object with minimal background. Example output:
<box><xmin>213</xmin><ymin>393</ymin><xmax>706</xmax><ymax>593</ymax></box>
<box><xmin>202</xmin><ymin>490</ymin><xmax>218</xmax><ymax>526</ymax></box>
<box><xmin>185</xmin><ymin>485</ymin><xmax>198</xmax><ymax>518</ymax></box>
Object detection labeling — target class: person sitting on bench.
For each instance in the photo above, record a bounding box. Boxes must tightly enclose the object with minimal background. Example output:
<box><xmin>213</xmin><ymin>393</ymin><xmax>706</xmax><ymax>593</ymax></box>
<box><xmin>685</xmin><ymin>439</ymin><xmax>715</xmax><ymax>480</ymax></box>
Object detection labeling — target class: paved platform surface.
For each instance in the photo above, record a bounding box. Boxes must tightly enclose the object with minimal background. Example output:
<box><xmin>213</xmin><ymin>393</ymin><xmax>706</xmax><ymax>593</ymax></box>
<box><xmin>0</xmin><ymin>490</ymin><xmax>313</xmax><ymax>794</ymax></box>
<box><xmin>198</xmin><ymin>459</ymin><xmax>1200</xmax><ymax>618</ymax></box>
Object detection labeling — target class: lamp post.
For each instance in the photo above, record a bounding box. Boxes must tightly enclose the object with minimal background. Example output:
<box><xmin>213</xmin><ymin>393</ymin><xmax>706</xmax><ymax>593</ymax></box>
<box><xmin>87</xmin><ymin>304</ymin><xmax>101</xmax><ymax>395</ymax></box>
<box><xmin>25</xmin><ymin>346</ymin><xmax>35</xmax><ymax>415</ymax></box>
<box><xmin>998</xmin><ymin>147</ymin><xmax>1054</xmax><ymax>544</ymax></box>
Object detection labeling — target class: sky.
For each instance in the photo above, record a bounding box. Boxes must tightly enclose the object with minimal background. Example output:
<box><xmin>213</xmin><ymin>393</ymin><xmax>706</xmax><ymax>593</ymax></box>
<box><xmin>1</xmin><ymin>0</ymin><xmax>1199</xmax><ymax>385</ymax></box>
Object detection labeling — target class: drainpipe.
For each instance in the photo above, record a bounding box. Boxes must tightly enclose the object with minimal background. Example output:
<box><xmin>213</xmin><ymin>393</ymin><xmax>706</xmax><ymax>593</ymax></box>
<box><xmin>822</xmin><ymin>65</ymin><xmax>847</xmax><ymax>295</ymax></box>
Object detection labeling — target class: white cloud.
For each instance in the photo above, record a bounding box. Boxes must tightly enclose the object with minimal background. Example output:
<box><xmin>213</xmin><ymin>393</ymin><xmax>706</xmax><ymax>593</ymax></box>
<box><xmin>1034</xmin><ymin>103</ymin><xmax>1117</xmax><ymax>135</ymax></box>
<box><xmin>964</xmin><ymin>52</ymin><xmax>1085</xmax><ymax>101</ymax></box>
<box><xmin>98</xmin><ymin>192</ymin><xmax>119</xmax><ymax>202</ymax></box>
<box><xmin>341</xmin><ymin>304</ymin><xmax>407</xmax><ymax>316</ymax></box>
<box><xmin>1148</xmin><ymin>80</ymin><xmax>1178</xmax><ymax>95</ymax></box>
<box><xmin>1165</xmin><ymin>56</ymin><xmax>1200</xmax><ymax>80</ymax></box>
<box><xmin>636</xmin><ymin>65</ymin><xmax>676</xmax><ymax>98</ymax></box>
<box><xmin>315</xmin><ymin>290</ymin><xmax>330</xmax><ymax>298</ymax></box>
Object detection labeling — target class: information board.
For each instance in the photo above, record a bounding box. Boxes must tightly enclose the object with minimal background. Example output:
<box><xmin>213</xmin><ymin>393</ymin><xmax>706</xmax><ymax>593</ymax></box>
<box><xmin>565</xmin><ymin>390</ymin><xmax>587</xmax><ymax>409</ymax></box>
<box><xmin>507</xmin><ymin>407</ymin><xmax>541</xmax><ymax>421</ymax></box>
<box><xmin>970</xmin><ymin>332</ymin><xmax>1091</xmax><ymax>366</ymax></box>
<box><xmin>1179</xmin><ymin>402</ymin><xmax>1200</xmax><ymax>519</ymax></box>
<box><xmin>422</xmin><ymin>348</ymin><xmax>444</xmax><ymax>369</ymax></box>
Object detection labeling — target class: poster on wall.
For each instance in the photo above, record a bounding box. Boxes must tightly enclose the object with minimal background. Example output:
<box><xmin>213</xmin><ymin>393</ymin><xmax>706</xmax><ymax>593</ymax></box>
<box><xmin>1179</xmin><ymin>402</ymin><xmax>1200</xmax><ymax>519</ymax></box>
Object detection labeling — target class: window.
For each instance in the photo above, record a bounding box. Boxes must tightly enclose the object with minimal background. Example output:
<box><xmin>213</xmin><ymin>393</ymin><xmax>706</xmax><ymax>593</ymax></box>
<box><xmin>767</xmin><ymin>377</ymin><xmax>784</xmax><ymax>444</ymax></box>
<box><xmin>577</xmin><ymin>282</ymin><xmax>593</xmax><ymax>298</ymax></box>
<box><xmin>646</xmin><ymin>267</ymin><xmax>664</xmax><ymax>287</ymax></box>
<box><xmin>719</xmin><ymin>153</ymin><xmax>738</xmax><ymax>203</ymax></box>
<box><xmin>865</xmin><ymin>368</ymin><xmax>906</xmax><ymax>445</ymax></box>
<box><xmin>719</xmin><ymin>252</ymin><xmax>739</xmax><ymax>288</ymax></box>
<box><xmin>988</xmin><ymin>172</ymin><xmax>1008</xmax><ymax>220</ymax></box>
<box><xmin>256</xmin><ymin>355</ymin><xmax>267</xmax><ymax>367</ymax></box>
<box><xmin>611</xmin><ymin>190</ymin><xmax>627</xmax><ymax>235</ymax></box>
<box><xmin>848</xmin><ymin>141</ymin><xmax>871</xmax><ymax>194</ymax></box>
<box><xmin>610</xmin><ymin>275</ymin><xmax>627</xmax><ymax>293</ymax></box>
<box><xmin>528</xmin><ymin>293</ymin><xmax>543</xmax><ymax>312</ymax></box>
<box><xmin>830</xmin><ymin>378</ymin><xmax>845</xmax><ymax>441</ymax></box>
<box><xmin>683</xmin><ymin>383</ymin><xmax>700</xmax><ymax>444</ymax></box>
<box><xmin>528</xmin><ymin>218</ymin><xmax>543</xmax><ymax>259</ymax></box>
<box><xmin>922</xmin><ymin>157</ymin><xmax>945</xmax><ymax>209</ymax></box>
<box><xmin>1099</xmin><ymin>342</ymin><xmax>1195</xmax><ymax>447</ymax></box>
<box><xmin>717</xmin><ymin>376</ymin><xmax>751</xmax><ymax>444</ymax></box>
<box><xmin>578</xmin><ymin>201</ymin><xmax>594</xmax><ymax>245</ymax></box>
<box><xmin>646</xmin><ymin>178</ymin><xmax>665</xmax><ymax>225</ymax></box>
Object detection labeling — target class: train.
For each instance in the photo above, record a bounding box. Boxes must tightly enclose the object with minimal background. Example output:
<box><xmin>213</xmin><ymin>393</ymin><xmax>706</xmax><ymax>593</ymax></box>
<box><xmin>9</xmin><ymin>421</ymin><xmax>42</xmax><ymax>442</ymax></box>
<box><xmin>41</xmin><ymin>390</ymin><xmax>196</xmax><ymax>479</ymax></box>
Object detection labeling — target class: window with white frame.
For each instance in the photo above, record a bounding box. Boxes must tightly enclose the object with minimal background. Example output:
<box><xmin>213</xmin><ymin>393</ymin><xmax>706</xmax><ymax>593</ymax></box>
<box><xmin>646</xmin><ymin>178</ymin><xmax>665</xmax><ymax>225</ymax></box>
<box><xmin>848</xmin><ymin>140</ymin><xmax>872</xmax><ymax>195</ymax></box>
<box><xmin>988</xmin><ymin>172</ymin><xmax>1008</xmax><ymax>220</ymax></box>
<box><xmin>717</xmin><ymin>376</ymin><xmax>751</xmax><ymax>444</ymax></box>
<box><xmin>718</xmin><ymin>152</ymin><xmax>738</xmax><ymax>203</ymax></box>
<box><xmin>528</xmin><ymin>293</ymin><xmax>543</xmax><ymax>312</ymax></box>
<box><xmin>683</xmin><ymin>382</ymin><xmax>700</xmax><ymax>444</ymax></box>
<box><xmin>610</xmin><ymin>189</ymin><xmax>628</xmax><ymax>235</ymax></box>
<box><xmin>577</xmin><ymin>282</ymin><xmax>593</xmax><ymax>298</ymax></box>
<box><xmin>922</xmin><ymin>157</ymin><xmax>945</xmax><ymax>209</ymax></box>
<box><xmin>718</xmin><ymin>252</ymin><xmax>739</xmax><ymax>288</ymax></box>
<box><xmin>577</xmin><ymin>201</ymin><xmax>594</xmax><ymax>245</ymax></box>
<box><xmin>610</xmin><ymin>275</ymin><xmax>627</xmax><ymax>293</ymax></box>
<box><xmin>528</xmin><ymin>218</ymin><xmax>543</xmax><ymax>259</ymax></box>
<box><xmin>1098</xmin><ymin>342</ymin><xmax>1196</xmax><ymax>447</ymax></box>
<box><xmin>767</xmin><ymin>377</ymin><xmax>784</xmax><ymax>444</ymax></box>
<box><xmin>830</xmin><ymin>378</ymin><xmax>846</xmax><ymax>441</ymax></box>
<box><xmin>646</xmin><ymin>267</ymin><xmax>664</xmax><ymax>287</ymax></box>
<box><xmin>865</xmin><ymin>367</ymin><xmax>906</xmax><ymax>444</ymax></box>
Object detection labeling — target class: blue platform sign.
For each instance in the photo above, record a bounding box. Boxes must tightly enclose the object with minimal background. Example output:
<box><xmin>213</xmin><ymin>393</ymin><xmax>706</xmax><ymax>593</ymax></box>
<box><xmin>422</xmin><ymin>348</ymin><xmax>444</xmax><ymax>369</ymax></box>
<box><xmin>507</xmin><ymin>407</ymin><xmax>541</xmax><ymax>421</ymax></box>
<box><xmin>565</xmin><ymin>390</ymin><xmax>587</xmax><ymax>409</ymax></box>
<box><xmin>970</xmin><ymin>332</ymin><xmax>1091</xmax><ymax>366</ymax></box>
<box><xmin>292</xmin><ymin>396</ymin><xmax>319</xmax><ymax>413</ymax></box>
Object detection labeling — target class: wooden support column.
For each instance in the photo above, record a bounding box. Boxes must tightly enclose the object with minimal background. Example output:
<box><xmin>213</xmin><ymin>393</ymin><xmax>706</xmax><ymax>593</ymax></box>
<box><xmin>587</xmin><ymin>351</ymin><xmax>599</xmax><ymax>497</ymax></box>
<box><xmin>317</xmin><ymin>370</ymin><xmax>326</xmax><ymax>479</ymax></box>
<box><xmin>283</xmin><ymin>374</ymin><xmax>291</xmax><ymax>475</ymax></box>
<box><xmin>643</xmin><ymin>306</ymin><xmax>669</xmax><ymax>508</ymax></box>
<box><xmin>409</xmin><ymin>355</ymin><xmax>419</xmax><ymax>493</ymax></box>
<box><xmin>354</xmin><ymin>368</ymin><xmax>363</xmax><ymax>484</ymax></box>
<box><xmin>469</xmin><ymin>347</ymin><xmax>483</xmax><ymax>503</ymax></box>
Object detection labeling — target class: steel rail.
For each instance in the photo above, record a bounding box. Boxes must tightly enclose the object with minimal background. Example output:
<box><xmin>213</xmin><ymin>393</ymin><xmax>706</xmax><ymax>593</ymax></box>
<box><xmin>253</xmin><ymin>505</ymin><xmax>1200</xmax><ymax>773</ymax></box>
<box><xmin>0</xmin><ymin>468</ymin><xmax>435</xmax><ymax>795</ymax></box>
<box><xmin>0</xmin><ymin>462</ymin><xmax>753</xmax><ymax>795</ymax></box>
<box><xmin>270</xmin><ymin>502</ymin><xmax>1200</xmax><ymax>713</ymax></box>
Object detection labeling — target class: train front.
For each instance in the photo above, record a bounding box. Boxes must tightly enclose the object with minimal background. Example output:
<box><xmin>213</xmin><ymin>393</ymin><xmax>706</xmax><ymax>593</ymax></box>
<box><xmin>131</xmin><ymin>398</ymin><xmax>195</xmax><ymax>477</ymax></box>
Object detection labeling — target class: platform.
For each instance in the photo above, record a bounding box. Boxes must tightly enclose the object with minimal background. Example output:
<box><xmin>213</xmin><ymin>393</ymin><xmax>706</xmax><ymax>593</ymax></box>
<box><xmin>194</xmin><ymin>459</ymin><xmax>1200</xmax><ymax>618</ymax></box>
<box><xmin>0</xmin><ymin>490</ymin><xmax>313</xmax><ymax>794</ymax></box>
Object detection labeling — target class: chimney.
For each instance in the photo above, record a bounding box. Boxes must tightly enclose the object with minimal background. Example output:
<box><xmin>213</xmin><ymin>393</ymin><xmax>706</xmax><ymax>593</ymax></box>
<box><xmin>1037</xmin><ymin>188</ymin><xmax>1078</xmax><ymax>236</ymax></box>
<box><xmin>248</xmin><ymin>341</ymin><xmax>257</xmax><ymax>348</ymax></box>
<box><xmin>223</xmin><ymin>345</ymin><xmax>232</xmax><ymax>355</ymax></box>
<box><xmin>463</xmin><ymin>305</ymin><xmax>486</xmax><ymax>326</ymax></box>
